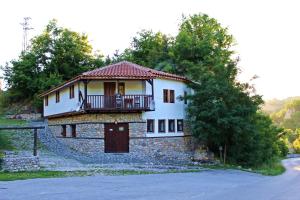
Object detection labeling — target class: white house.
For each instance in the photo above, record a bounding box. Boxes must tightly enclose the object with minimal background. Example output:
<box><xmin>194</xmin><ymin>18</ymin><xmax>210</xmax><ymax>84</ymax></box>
<box><xmin>40</xmin><ymin>61</ymin><xmax>194</xmax><ymax>163</ymax></box>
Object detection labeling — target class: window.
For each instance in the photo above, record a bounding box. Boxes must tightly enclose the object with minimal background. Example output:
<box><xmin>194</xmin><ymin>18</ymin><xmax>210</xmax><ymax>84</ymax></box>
<box><xmin>69</xmin><ymin>85</ymin><xmax>75</xmax><ymax>99</ymax></box>
<box><xmin>184</xmin><ymin>91</ymin><xmax>187</xmax><ymax>104</ymax></box>
<box><xmin>147</xmin><ymin>119</ymin><xmax>155</xmax><ymax>133</ymax></box>
<box><xmin>170</xmin><ymin>90</ymin><xmax>175</xmax><ymax>103</ymax></box>
<box><xmin>118</xmin><ymin>82</ymin><xmax>125</xmax><ymax>95</ymax></box>
<box><xmin>61</xmin><ymin>125</ymin><xmax>66</xmax><ymax>137</ymax></box>
<box><xmin>45</xmin><ymin>95</ymin><xmax>48</xmax><ymax>106</ymax></box>
<box><xmin>71</xmin><ymin>124</ymin><xmax>76</xmax><ymax>137</ymax></box>
<box><xmin>163</xmin><ymin>89</ymin><xmax>175</xmax><ymax>103</ymax></box>
<box><xmin>163</xmin><ymin>89</ymin><xmax>168</xmax><ymax>103</ymax></box>
<box><xmin>158</xmin><ymin>120</ymin><xmax>166</xmax><ymax>133</ymax></box>
<box><xmin>55</xmin><ymin>91</ymin><xmax>60</xmax><ymax>103</ymax></box>
<box><xmin>168</xmin><ymin>119</ymin><xmax>175</xmax><ymax>132</ymax></box>
<box><xmin>177</xmin><ymin>119</ymin><xmax>184</xmax><ymax>132</ymax></box>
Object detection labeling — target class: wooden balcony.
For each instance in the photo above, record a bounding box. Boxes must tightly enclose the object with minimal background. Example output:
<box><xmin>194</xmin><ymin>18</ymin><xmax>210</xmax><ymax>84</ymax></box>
<box><xmin>85</xmin><ymin>95</ymin><xmax>154</xmax><ymax>112</ymax></box>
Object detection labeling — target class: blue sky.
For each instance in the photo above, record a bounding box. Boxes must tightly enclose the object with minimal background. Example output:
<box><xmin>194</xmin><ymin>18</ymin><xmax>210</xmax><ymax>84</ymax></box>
<box><xmin>0</xmin><ymin>0</ymin><xmax>299</xmax><ymax>100</ymax></box>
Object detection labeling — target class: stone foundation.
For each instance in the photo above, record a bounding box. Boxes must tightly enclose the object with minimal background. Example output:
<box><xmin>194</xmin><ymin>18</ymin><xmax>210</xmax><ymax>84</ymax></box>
<box><xmin>47</xmin><ymin>113</ymin><xmax>195</xmax><ymax>164</ymax></box>
<box><xmin>1</xmin><ymin>151</ymin><xmax>40</xmax><ymax>172</ymax></box>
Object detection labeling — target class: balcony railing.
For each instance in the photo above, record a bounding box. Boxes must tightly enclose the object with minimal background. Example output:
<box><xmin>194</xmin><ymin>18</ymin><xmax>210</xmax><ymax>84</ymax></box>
<box><xmin>85</xmin><ymin>95</ymin><xmax>154</xmax><ymax>112</ymax></box>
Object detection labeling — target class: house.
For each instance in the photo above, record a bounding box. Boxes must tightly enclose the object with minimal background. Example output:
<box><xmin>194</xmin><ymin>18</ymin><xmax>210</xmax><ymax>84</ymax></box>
<box><xmin>40</xmin><ymin>61</ymin><xmax>195</xmax><ymax>163</ymax></box>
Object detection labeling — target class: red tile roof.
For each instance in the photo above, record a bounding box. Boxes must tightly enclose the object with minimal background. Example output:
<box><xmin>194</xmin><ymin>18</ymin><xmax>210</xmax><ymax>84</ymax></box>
<box><xmin>82</xmin><ymin>61</ymin><xmax>187</xmax><ymax>81</ymax></box>
<box><xmin>39</xmin><ymin>61</ymin><xmax>188</xmax><ymax>97</ymax></box>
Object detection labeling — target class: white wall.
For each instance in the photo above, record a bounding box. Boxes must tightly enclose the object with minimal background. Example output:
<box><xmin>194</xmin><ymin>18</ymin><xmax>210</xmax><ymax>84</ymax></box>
<box><xmin>44</xmin><ymin>80</ymin><xmax>147</xmax><ymax>116</ymax></box>
<box><xmin>44</xmin><ymin>83</ymin><xmax>80</xmax><ymax>117</ymax></box>
<box><xmin>143</xmin><ymin>78</ymin><xmax>190</xmax><ymax>137</ymax></box>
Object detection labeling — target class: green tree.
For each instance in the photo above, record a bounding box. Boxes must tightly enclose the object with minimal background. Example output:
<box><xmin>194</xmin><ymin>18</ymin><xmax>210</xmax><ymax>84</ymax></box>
<box><xmin>2</xmin><ymin>19</ymin><xmax>104</xmax><ymax>108</ymax></box>
<box><xmin>179</xmin><ymin>14</ymin><xmax>283</xmax><ymax>166</ymax></box>
<box><xmin>116</xmin><ymin>30</ymin><xmax>174</xmax><ymax>71</ymax></box>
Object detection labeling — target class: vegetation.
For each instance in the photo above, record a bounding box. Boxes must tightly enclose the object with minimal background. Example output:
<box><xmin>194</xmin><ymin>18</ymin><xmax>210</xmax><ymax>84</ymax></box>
<box><xmin>0</xmin><ymin>171</ymin><xmax>70</xmax><ymax>181</ymax></box>
<box><xmin>202</xmin><ymin>158</ymin><xmax>285</xmax><ymax>176</ymax></box>
<box><xmin>1</xmin><ymin>14</ymin><xmax>288</xmax><ymax>168</ymax></box>
<box><xmin>0</xmin><ymin>168</ymin><xmax>205</xmax><ymax>181</ymax></box>
<box><xmin>263</xmin><ymin>98</ymin><xmax>300</xmax><ymax>153</ymax></box>
<box><xmin>1</xmin><ymin>19</ymin><xmax>105</xmax><ymax>110</ymax></box>
<box><xmin>116</xmin><ymin>14</ymin><xmax>288</xmax><ymax>167</ymax></box>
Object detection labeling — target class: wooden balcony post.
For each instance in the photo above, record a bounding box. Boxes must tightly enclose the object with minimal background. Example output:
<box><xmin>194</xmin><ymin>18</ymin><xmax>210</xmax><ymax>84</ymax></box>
<box><xmin>146</xmin><ymin>79</ymin><xmax>154</xmax><ymax>100</ymax></box>
<box><xmin>151</xmin><ymin>79</ymin><xmax>154</xmax><ymax>100</ymax></box>
<box><xmin>84</xmin><ymin>80</ymin><xmax>88</xmax><ymax>109</ymax></box>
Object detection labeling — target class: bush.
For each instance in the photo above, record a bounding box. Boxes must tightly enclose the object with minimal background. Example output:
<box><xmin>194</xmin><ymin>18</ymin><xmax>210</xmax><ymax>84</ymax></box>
<box><xmin>277</xmin><ymin>140</ymin><xmax>289</xmax><ymax>157</ymax></box>
<box><xmin>293</xmin><ymin>138</ymin><xmax>300</xmax><ymax>153</ymax></box>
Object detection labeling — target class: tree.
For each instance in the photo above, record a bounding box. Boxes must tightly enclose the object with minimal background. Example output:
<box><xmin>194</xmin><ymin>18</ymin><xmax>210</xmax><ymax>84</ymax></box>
<box><xmin>113</xmin><ymin>14</ymin><xmax>286</xmax><ymax>166</ymax></box>
<box><xmin>177</xmin><ymin>14</ymin><xmax>283</xmax><ymax>166</ymax></box>
<box><xmin>115</xmin><ymin>30</ymin><xmax>175</xmax><ymax>72</ymax></box>
<box><xmin>2</xmin><ymin>19</ymin><xmax>104</xmax><ymax>109</ymax></box>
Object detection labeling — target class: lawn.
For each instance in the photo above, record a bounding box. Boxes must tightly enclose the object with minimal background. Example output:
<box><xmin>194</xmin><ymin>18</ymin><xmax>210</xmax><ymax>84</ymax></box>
<box><xmin>200</xmin><ymin>158</ymin><xmax>285</xmax><ymax>176</ymax></box>
<box><xmin>0</xmin><ymin>168</ymin><xmax>205</xmax><ymax>181</ymax></box>
<box><xmin>0</xmin><ymin>171</ymin><xmax>70</xmax><ymax>181</ymax></box>
<box><xmin>0</xmin><ymin>116</ymin><xmax>27</xmax><ymax>126</ymax></box>
<box><xmin>0</xmin><ymin>116</ymin><xmax>34</xmax><ymax>151</ymax></box>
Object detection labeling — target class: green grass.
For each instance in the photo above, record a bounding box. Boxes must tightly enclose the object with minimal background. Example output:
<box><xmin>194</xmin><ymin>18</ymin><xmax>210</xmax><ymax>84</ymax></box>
<box><xmin>0</xmin><ymin>171</ymin><xmax>71</xmax><ymax>181</ymax></box>
<box><xmin>0</xmin><ymin>168</ymin><xmax>204</xmax><ymax>181</ymax></box>
<box><xmin>0</xmin><ymin>116</ymin><xmax>27</xmax><ymax>126</ymax></box>
<box><xmin>252</xmin><ymin>159</ymin><xmax>286</xmax><ymax>176</ymax></box>
<box><xmin>0</xmin><ymin>134</ymin><xmax>14</xmax><ymax>151</ymax></box>
<box><xmin>200</xmin><ymin>158</ymin><xmax>286</xmax><ymax>176</ymax></box>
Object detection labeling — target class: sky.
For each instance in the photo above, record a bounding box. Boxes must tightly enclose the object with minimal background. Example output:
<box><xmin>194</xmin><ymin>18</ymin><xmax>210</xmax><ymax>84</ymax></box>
<box><xmin>0</xmin><ymin>0</ymin><xmax>299</xmax><ymax>100</ymax></box>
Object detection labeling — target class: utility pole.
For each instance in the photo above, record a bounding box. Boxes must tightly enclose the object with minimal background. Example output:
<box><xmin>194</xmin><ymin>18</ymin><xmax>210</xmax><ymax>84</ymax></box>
<box><xmin>20</xmin><ymin>17</ymin><xmax>33</xmax><ymax>52</ymax></box>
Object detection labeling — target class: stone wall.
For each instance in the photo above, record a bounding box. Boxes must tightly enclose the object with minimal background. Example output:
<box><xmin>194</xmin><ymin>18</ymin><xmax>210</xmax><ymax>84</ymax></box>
<box><xmin>1</xmin><ymin>151</ymin><xmax>40</xmax><ymax>172</ymax></box>
<box><xmin>47</xmin><ymin>113</ymin><xmax>195</xmax><ymax>164</ymax></box>
<box><xmin>48</xmin><ymin>113</ymin><xmax>143</xmax><ymax>124</ymax></box>
<box><xmin>6</xmin><ymin>113</ymin><xmax>42</xmax><ymax>120</ymax></box>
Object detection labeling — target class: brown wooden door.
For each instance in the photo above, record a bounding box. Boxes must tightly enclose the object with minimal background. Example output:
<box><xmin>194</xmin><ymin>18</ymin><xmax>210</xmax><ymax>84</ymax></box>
<box><xmin>104</xmin><ymin>123</ymin><xmax>129</xmax><ymax>153</ymax></box>
<box><xmin>104</xmin><ymin>82</ymin><xmax>116</xmax><ymax>108</ymax></box>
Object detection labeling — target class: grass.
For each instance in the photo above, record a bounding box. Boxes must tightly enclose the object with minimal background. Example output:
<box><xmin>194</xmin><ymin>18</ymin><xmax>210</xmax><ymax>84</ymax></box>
<box><xmin>0</xmin><ymin>168</ymin><xmax>204</xmax><ymax>181</ymax></box>
<box><xmin>0</xmin><ymin>116</ymin><xmax>27</xmax><ymax>126</ymax></box>
<box><xmin>200</xmin><ymin>158</ymin><xmax>286</xmax><ymax>176</ymax></box>
<box><xmin>0</xmin><ymin>134</ymin><xmax>14</xmax><ymax>151</ymax></box>
<box><xmin>0</xmin><ymin>171</ymin><xmax>71</xmax><ymax>181</ymax></box>
<box><xmin>252</xmin><ymin>159</ymin><xmax>286</xmax><ymax>176</ymax></box>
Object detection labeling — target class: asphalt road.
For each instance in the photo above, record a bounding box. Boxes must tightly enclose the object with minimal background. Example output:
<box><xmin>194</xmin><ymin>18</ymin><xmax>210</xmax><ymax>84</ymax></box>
<box><xmin>1</xmin><ymin>158</ymin><xmax>300</xmax><ymax>200</ymax></box>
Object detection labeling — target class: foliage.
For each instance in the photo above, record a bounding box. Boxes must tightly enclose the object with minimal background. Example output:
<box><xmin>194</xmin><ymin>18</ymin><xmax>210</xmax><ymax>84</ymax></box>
<box><xmin>269</xmin><ymin>99</ymin><xmax>300</xmax><ymax>130</ymax></box>
<box><xmin>202</xmin><ymin>157</ymin><xmax>285</xmax><ymax>176</ymax></box>
<box><xmin>116</xmin><ymin>30</ymin><xmax>175</xmax><ymax>72</ymax></box>
<box><xmin>173</xmin><ymin>14</ymin><xmax>283</xmax><ymax>167</ymax></box>
<box><xmin>110</xmin><ymin>13</ymin><xmax>288</xmax><ymax>167</ymax></box>
<box><xmin>292</xmin><ymin>137</ymin><xmax>300</xmax><ymax>153</ymax></box>
<box><xmin>0</xmin><ymin>134</ymin><xmax>14</xmax><ymax>151</ymax></box>
<box><xmin>2</xmin><ymin>19</ymin><xmax>105</xmax><ymax>109</ymax></box>
<box><xmin>1</xmin><ymin>14</ymin><xmax>288</xmax><ymax>167</ymax></box>
<box><xmin>262</xmin><ymin>96</ymin><xmax>300</xmax><ymax>114</ymax></box>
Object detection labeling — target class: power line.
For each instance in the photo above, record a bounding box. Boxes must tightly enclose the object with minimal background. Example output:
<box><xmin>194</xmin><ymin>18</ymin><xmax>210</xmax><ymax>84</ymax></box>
<box><xmin>20</xmin><ymin>17</ymin><xmax>33</xmax><ymax>52</ymax></box>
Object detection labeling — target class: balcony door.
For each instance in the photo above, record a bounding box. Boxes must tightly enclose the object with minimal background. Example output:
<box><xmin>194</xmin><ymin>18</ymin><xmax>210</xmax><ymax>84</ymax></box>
<box><xmin>104</xmin><ymin>82</ymin><xmax>116</xmax><ymax>108</ymax></box>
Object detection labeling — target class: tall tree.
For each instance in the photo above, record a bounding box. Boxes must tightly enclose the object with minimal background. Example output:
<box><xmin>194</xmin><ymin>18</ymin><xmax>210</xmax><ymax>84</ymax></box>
<box><xmin>3</xmin><ymin>19</ymin><xmax>104</xmax><ymax>108</ymax></box>
<box><xmin>177</xmin><ymin>14</ymin><xmax>283</xmax><ymax>166</ymax></box>
<box><xmin>116</xmin><ymin>30</ymin><xmax>174</xmax><ymax>71</ymax></box>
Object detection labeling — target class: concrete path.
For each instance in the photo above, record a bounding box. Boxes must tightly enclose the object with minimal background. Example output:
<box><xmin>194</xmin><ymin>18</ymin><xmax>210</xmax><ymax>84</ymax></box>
<box><xmin>1</xmin><ymin>158</ymin><xmax>300</xmax><ymax>200</ymax></box>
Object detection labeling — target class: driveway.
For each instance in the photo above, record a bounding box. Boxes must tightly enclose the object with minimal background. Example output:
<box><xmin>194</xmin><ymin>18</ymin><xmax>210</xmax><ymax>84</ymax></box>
<box><xmin>1</xmin><ymin>158</ymin><xmax>300</xmax><ymax>200</ymax></box>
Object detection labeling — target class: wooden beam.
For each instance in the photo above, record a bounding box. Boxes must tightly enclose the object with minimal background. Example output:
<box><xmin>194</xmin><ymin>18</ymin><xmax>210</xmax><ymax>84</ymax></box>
<box><xmin>33</xmin><ymin>128</ymin><xmax>38</xmax><ymax>156</ymax></box>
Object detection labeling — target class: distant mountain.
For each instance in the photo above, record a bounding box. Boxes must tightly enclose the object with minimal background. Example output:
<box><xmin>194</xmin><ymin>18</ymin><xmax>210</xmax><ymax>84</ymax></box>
<box><xmin>262</xmin><ymin>96</ymin><xmax>300</xmax><ymax>114</ymax></box>
<box><xmin>263</xmin><ymin>97</ymin><xmax>300</xmax><ymax>130</ymax></box>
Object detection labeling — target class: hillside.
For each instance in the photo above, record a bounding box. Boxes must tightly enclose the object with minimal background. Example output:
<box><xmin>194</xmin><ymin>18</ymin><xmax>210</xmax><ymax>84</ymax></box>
<box><xmin>263</xmin><ymin>96</ymin><xmax>300</xmax><ymax>114</ymax></box>
<box><xmin>263</xmin><ymin>97</ymin><xmax>300</xmax><ymax>130</ymax></box>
